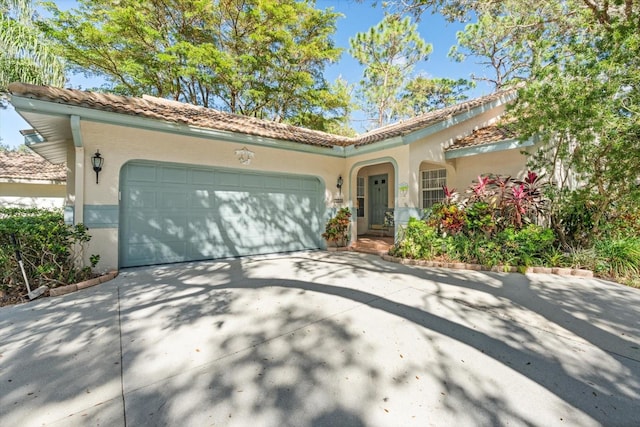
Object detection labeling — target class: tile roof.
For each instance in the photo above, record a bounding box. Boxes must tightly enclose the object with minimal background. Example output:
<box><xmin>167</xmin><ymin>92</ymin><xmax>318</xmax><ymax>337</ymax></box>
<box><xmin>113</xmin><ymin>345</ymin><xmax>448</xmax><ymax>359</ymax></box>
<box><xmin>446</xmin><ymin>122</ymin><xmax>518</xmax><ymax>151</ymax></box>
<box><xmin>8</xmin><ymin>82</ymin><xmax>516</xmax><ymax>148</ymax></box>
<box><xmin>354</xmin><ymin>90</ymin><xmax>516</xmax><ymax>147</ymax></box>
<box><xmin>0</xmin><ymin>151</ymin><xmax>67</xmax><ymax>182</ymax></box>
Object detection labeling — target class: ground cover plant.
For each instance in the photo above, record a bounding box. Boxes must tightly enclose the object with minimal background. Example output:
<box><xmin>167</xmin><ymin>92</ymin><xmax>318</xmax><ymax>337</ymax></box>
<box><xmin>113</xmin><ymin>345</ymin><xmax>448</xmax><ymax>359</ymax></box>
<box><xmin>391</xmin><ymin>173</ymin><xmax>640</xmax><ymax>287</ymax></box>
<box><xmin>0</xmin><ymin>207</ymin><xmax>99</xmax><ymax>305</ymax></box>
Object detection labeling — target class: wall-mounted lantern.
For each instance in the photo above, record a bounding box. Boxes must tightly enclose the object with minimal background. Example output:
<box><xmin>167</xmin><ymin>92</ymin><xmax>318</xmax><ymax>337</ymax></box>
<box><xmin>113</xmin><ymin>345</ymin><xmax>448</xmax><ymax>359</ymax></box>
<box><xmin>91</xmin><ymin>150</ymin><xmax>104</xmax><ymax>184</ymax></box>
<box><xmin>336</xmin><ymin>175</ymin><xmax>343</xmax><ymax>194</ymax></box>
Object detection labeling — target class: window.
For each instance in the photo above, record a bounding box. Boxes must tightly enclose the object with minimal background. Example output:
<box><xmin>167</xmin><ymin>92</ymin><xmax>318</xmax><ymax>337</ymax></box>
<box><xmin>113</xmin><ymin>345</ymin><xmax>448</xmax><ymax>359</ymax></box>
<box><xmin>422</xmin><ymin>169</ymin><xmax>446</xmax><ymax>209</ymax></box>
<box><xmin>357</xmin><ymin>177</ymin><xmax>365</xmax><ymax>217</ymax></box>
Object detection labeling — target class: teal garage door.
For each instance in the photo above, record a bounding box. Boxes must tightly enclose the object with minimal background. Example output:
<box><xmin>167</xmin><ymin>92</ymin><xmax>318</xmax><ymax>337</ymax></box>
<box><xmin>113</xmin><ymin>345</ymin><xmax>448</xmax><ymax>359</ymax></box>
<box><xmin>119</xmin><ymin>161</ymin><xmax>325</xmax><ymax>267</ymax></box>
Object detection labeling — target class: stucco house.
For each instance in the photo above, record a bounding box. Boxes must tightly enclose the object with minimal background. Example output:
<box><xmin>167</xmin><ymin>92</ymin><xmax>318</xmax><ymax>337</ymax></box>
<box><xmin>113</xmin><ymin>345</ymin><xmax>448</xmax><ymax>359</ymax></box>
<box><xmin>8</xmin><ymin>82</ymin><xmax>534</xmax><ymax>271</ymax></box>
<box><xmin>0</xmin><ymin>150</ymin><xmax>66</xmax><ymax>208</ymax></box>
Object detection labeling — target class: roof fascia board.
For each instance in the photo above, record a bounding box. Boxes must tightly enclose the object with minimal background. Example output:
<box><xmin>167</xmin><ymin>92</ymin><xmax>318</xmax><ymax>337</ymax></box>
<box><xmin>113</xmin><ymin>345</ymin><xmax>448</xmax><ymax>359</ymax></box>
<box><xmin>11</xmin><ymin>95</ymin><xmax>347</xmax><ymax>158</ymax></box>
<box><xmin>402</xmin><ymin>93</ymin><xmax>517</xmax><ymax>145</ymax></box>
<box><xmin>444</xmin><ymin>137</ymin><xmax>534</xmax><ymax>160</ymax></box>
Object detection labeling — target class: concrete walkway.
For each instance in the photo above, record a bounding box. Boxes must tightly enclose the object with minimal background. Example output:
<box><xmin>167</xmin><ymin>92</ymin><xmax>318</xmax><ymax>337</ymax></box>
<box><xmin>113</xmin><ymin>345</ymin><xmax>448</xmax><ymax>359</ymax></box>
<box><xmin>1</xmin><ymin>251</ymin><xmax>639</xmax><ymax>427</ymax></box>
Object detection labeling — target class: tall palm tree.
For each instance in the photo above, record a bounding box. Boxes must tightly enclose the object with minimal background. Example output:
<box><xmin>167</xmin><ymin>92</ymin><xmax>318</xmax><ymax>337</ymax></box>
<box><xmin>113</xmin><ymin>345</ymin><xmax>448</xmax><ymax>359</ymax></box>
<box><xmin>0</xmin><ymin>0</ymin><xmax>65</xmax><ymax>93</ymax></box>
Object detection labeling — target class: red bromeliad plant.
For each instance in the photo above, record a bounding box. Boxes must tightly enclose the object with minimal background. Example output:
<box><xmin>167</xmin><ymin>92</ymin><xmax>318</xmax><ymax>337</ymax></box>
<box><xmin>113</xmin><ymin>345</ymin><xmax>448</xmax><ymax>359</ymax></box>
<box><xmin>427</xmin><ymin>186</ymin><xmax>465</xmax><ymax>235</ymax></box>
<box><xmin>442</xmin><ymin>185</ymin><xmax>458</xmax><ymax>205</ymax></box>
<box><xmin>462</xmin><ymin>172</ymin><xmax>550</xmax><ymax>232</ymax></box>
<box><xmin>517</xmin><ymin>171</ymin><xmax>548</xmax><ymax>221</ymax></box>
<box><xmin>509</xmin><ymin>183</ymin><xmax>527</xmax><ymax>228</ymax></box>
<box><xmin>467</xmin><ymin>175</ymin><xmax>491</xmax><ymax>202</ymax></box>
<box><xmin>426</xmin><ymin>171</ymin><xmax>549</xmax><ymax>238</ymax></box>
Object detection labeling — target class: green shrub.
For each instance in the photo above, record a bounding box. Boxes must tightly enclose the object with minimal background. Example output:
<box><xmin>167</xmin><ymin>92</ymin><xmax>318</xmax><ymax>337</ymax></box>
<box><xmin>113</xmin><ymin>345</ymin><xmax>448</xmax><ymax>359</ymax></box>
<box><xmin>470</xmin><ymin>238</ymin><xmax>504</xmax><ymax>267</ymax></box>
<box><xmin>389</xmin><ymin>172</ymin><xmax>637</xmax><ymax>287</ymax></box>
<box><xmin>322</xmin><ymin>207</ymin><xmax>352</xmax><ymax>247</ymax></box>
<box><xmin>604</xmin><ymin>206</ymin><xmax>640</xmax><ymax>240</ymax></box>
<box><xmin>555</xmin><ymin>189</ymin><xmax>600</xmax><ymax>248</ymax></box>
<box><xmin>566</xmin><ymin>247</ymin><xmax>597</xmax><ymax>271</ymax></box>
<box><xmin>392</xmin><ymin>218</ymin><xmax>443</xmax><ymax>259</ymax></box>
<box><xmin>0</xmin><ymin>207</ymin><xmax>98</xmax><ymax>291</ymax></box>
<box><xmin>428</xmin><ymin>203</ymin><xmax>466</xmax><ymax>235</ymax></box>
<box><xmin>464</xmin><ymin>201</ymin><xmax>495</xmax><ymax>236</ymax></box>
<box><xmin>594</xmin><ymin>237</ymin><xmax>640</xmax><ymax>280</ymax></box>
<box><xmin>498</xmin><ymin>225</ymin><xmax>556</xmax><ymax>267</ymax></box>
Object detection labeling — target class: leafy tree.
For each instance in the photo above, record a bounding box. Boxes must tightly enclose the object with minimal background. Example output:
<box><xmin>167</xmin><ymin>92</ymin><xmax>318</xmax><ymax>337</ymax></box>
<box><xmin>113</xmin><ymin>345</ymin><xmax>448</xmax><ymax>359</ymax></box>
<box><xmin>43</xmin><ymin>0</ymin><xmax>348</xmax><ymax>131</ymax></box>
<box><xmin>449</xmin><ymin>14</ymin><xmax>531</xmax><ymax>89</ymax></box>
<box><xmin>302</xmin><ymin>77</ymin><xmax>357</xmax><ymax>136</ymax></box>
<box><xmin>349</xmin><ymin>14</ymin><xmax>432</xmax><ymax>127</ymax></box>
<box><xmin>0</xmin><ymin>139</ymin><xmax>31</xmax><ymax>152</ymax></box>
<box><xmin>383</xmin><ymin>0</ymin><xmax>640</xmax><ymax>244</ymax></box>
<box><xmin>399</xmin><ymin>76</ymin><xmax>474</xmax><ymax>115</ymax></box>
<box><xmin>0</xmin><ymin>0</ymin><xmax>65</xmax><ymax>95</ymax></box>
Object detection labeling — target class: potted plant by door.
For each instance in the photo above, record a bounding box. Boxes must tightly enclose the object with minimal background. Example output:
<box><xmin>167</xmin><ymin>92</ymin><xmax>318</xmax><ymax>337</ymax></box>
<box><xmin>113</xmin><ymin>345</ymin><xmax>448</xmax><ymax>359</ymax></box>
<box><xmin>322</xmin><ymin>207</ymin><xmax>352</xmax><ymax>250</ymax></box>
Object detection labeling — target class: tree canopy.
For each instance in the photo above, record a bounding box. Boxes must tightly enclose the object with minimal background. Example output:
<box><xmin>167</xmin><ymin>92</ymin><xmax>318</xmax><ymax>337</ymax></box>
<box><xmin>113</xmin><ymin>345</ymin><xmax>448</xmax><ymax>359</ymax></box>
<box><xmin>349</xmin><ymin>14</ymin><xmax>432</xmax><ymax>127</ymax></box>
<box><xmin>400</xmin><ymin>76</ymin><xmax>474</xmax><ymax>115</ymax></box>
<box><xmin>43</xmin><ymin>0</ymin><xmax>351</xmax><ymax>133</ymax></box>
<box><xmin>383</xmin><ymin>0</ymin><xmax>640</xmax><ymax>241</ymax></box>
<box><xmin>0</xmin><ymin>0</ymin><xmax>65</xmax><ymax>94</ymax></box>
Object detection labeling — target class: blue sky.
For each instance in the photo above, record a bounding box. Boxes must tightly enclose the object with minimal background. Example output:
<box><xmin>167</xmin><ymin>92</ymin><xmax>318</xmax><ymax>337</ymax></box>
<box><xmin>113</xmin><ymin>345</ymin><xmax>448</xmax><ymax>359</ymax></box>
<box><xmin>0</xmin><ymin>0</ymin><xmax>488</xmax><ymax>148</ymax></box>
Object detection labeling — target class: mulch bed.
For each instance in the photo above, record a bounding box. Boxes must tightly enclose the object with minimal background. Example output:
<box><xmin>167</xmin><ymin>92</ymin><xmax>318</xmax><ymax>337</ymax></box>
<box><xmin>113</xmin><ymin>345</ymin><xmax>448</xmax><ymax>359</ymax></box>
<box><xmin>0</xmin><ymin>271</ymin><xmax>117</xmax><ymax>308</ymax></box>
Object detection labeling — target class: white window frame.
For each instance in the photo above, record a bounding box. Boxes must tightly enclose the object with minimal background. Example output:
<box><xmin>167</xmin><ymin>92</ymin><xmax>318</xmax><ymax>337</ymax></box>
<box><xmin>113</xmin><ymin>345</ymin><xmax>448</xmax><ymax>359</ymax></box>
<box><xmin>421</xmin><ymin>168</ymin><xmax>447</xmax><ymax>209</ymax></box>
<box><xmin>356</xmin><ymin>176</ymin><xmax>365</xmax><ymax>217</ymax></box>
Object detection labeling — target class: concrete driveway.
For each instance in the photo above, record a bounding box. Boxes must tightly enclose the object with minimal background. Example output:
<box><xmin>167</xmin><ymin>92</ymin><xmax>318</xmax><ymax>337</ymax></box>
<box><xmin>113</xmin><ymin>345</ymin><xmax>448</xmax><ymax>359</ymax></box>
<box><xmin>1</xmin><ymin>251</ymin><xmax>639</xmax><ymax>427</ymax></box>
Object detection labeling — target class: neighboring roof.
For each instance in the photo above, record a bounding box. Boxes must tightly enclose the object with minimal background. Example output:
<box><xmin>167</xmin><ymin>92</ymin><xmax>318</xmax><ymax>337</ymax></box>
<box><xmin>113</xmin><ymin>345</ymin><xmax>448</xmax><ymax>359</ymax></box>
<box><xmin>8</xmin><ymin>82</ymin><xmax>517</xmax><ymax>149</ymax></box>
<box><xmin>446</xmin><ymin>123</ymin><xmax>518</xmax><ymax>151</ymax></box>
<box><xmin>0</xmin><ymin>151</ymin><xmax>66</xmax><ymax>182</ymax></box>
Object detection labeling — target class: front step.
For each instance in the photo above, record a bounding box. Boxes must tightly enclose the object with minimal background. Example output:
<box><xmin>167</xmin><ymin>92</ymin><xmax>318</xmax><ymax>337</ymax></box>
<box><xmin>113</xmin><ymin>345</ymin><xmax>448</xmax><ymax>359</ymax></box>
<box><xmin>350</xmin><ymin>237</ymin><xmax>394</xmax><ymax>255</ymax></box>
<box><xmin>365</xmin><ymin>227</ymin><xmax>395</xmax><ymax>237</ymax></box>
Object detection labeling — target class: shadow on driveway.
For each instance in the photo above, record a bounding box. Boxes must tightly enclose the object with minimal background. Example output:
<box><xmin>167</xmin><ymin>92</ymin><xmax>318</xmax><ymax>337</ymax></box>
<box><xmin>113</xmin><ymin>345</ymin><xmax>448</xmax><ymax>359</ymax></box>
<box><xmin>1</xmin><ymin>251</ymin><xmax>639</xmax><ymax>426</ymax></box>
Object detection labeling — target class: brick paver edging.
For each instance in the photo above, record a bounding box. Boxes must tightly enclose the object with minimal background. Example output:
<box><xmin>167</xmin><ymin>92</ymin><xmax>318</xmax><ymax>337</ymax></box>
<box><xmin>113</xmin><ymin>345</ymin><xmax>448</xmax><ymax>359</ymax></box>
<box><xmin>49</xmin><ymin>270</ymin><xmax>119</xmax><ymax>297</ymax></box>
<box><xmin>380</xmin><ymin>254</ymin><xmax>593</xmax><ymax>278</ymax></box>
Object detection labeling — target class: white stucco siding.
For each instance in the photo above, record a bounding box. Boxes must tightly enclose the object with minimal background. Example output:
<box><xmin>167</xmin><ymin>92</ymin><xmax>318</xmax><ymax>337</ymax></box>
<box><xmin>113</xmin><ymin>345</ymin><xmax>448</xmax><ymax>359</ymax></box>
<box><xmin>78</xmin><ymin>121</ymin><xmax>343</xmax><ymax>206</ymax></box>
<box><xmin>345</xmin><ymin>145</ymin><xmax>407</xmax><ymax>204</ymax></box>
<box><xmin>345</xmin><ymin>146</ymin><xmax>408</xmax><ymax>240</ymax></box>
<box><xmin>74</xmin><ymin>120</ymin><xmax>343</xmax><ymax>270</ymax></box>
<box><xmin>452</xmin><ymin>147</ymin><xmax>534</xmax><ymax>190</ymax></box>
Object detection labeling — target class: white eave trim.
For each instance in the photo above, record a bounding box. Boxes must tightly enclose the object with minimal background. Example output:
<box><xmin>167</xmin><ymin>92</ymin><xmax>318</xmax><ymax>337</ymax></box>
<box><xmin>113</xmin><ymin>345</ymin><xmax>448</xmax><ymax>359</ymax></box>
<box><xmin>11</xmin><ymin>95</ymin><xmax>346</xmax><ymax>158</ymax></box>
<box><xmin>444</xmin><ymin>137</ymin><xmax>534</xmax><ymax>160</ymax></box>
<box><xmin>401</xmin><ymin>91</ymin><xmax>518</xmax><ymax>145</ymax></box>
<box><xmin>11</xmin><ymin>91</ymin><xmax>518</xmax><ymax>159</ymax></box>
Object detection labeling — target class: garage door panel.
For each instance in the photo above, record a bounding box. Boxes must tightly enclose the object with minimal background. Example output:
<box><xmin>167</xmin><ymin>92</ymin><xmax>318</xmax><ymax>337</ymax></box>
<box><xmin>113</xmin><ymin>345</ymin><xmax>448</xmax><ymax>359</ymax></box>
<box><xmin>217</xmin><ymin>171</ymin><xmax>241</xmax><ymax>187</ymax></box>
<box><xmin>120</xmin><ymin>162</ymin><xmax>325</xmax><ymax>267</ymax></box>
<box><xmin>161</xmin><ymin>166</ymin><xmax>188</xmax><ymax>184</ymax></box>
<box><xmin>241</xmin><ymin>174</ymin><xmax>264</xmax><ymax>188</ymax></box>
<box><xmin>192</xmin><ymin>169</ymin><xmax>215</xmax><ymax>185</ymax></box>
<box><xmin>127</xmin><ymin>241</ymin><xmax>188</xmax><ymax>266</ymax></box>
<box><xmin>283</xmin><ymin>179</ymin><xmax>302</xmax><ymax>190</ymax></box>
<box><xmin>126</xmin><ymin>189</ymin><xmax>157</xmax><ymax>208</ymax></box>
<box><xmin>190</xmin><ymin>190</ymin><xmax>212</xmax><ymax>208</ymax></box>
<box><xmin>159</xmin><ymin>191</ymin><xmax>188</xmax><ymax>209</ymax></box>
<box><xmin>263</xmin><ymin>176</ymin><xmax>282</xmax><ymax>188</ymax></box>
<box><xmin>302</xmin><ymin>180</ymin><xmax>315</xmax><ymax>191</ymax></box>
<box><xmin>128</xmin><ymin>165</ymin><xmax>157</xmax><ymax>182</ymax></box>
